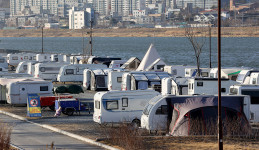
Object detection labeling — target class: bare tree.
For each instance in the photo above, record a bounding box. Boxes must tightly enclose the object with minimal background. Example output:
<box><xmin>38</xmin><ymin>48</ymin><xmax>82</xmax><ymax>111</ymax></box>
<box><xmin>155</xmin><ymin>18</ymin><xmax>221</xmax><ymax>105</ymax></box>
<box><xmin>185</xmin><ymin>25</ymin><xmax>207</xmax><ymax>77</ymax></box>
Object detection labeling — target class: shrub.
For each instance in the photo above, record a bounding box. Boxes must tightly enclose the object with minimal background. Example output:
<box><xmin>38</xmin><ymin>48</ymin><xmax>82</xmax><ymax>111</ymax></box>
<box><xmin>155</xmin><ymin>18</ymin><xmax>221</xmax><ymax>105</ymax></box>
<box><xmin>0</xmin><ymin>122</ymin><xmax>11</xmax><ymax>150</ymax></box>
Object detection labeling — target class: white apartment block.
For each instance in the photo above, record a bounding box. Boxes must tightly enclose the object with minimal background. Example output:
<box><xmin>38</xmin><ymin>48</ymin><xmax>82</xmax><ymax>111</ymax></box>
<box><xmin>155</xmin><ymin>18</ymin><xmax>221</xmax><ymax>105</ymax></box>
<box><xmin>69</xmin><ymin>7</ymin><xmax>93</xmax><ymax>29</ymax></box>
<box><xmin>111</xmin><ymin>0</ymin><xmax>123</xmax><ymax>16</ymax></box>
<box><xmin>123</xmin><ymin>0</ymin><xmax>137</xmax><ymax>16</ymax></box>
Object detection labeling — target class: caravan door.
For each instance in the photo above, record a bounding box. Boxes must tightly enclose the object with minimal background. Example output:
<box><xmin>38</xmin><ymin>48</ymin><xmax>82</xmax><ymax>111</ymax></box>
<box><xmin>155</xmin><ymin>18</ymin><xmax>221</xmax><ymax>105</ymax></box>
<box><xmin>19</xmin><ymin>84</ymin><xmax>28</xmax><ymax>104</ymax></box>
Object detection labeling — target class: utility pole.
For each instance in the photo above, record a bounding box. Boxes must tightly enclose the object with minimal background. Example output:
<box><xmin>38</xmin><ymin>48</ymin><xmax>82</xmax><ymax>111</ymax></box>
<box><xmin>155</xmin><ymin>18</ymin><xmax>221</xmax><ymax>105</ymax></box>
<box><xmin>89</xmin><ymin>20</ymin><xmax>93</xmax><ymax>56</ymax></box>
<box><xmin>41</xmin><ymin>26</ymin><xmax>44</xmax><ymax>54</ymax></box>
<box><xmin>217</xmin><ymin>0</ymin><xmax>223</xmax><ymax>149</ymax></box>
<box><xmin>209</xmin><ymin>23</ymin><xmax>212</xmax><ymax>68</ymax></box>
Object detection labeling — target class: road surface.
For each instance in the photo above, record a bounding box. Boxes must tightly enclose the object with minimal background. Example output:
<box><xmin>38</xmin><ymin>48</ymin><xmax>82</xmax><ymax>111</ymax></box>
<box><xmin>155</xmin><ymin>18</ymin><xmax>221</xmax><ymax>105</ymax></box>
<box><xmin>0</xmin><ymin>113</ymin><xmax>104</xmax><ymax>150</ymax></box>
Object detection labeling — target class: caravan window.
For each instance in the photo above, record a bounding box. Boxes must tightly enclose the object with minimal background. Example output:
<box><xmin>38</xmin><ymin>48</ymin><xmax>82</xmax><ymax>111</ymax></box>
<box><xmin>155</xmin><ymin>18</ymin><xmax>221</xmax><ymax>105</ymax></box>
<box><xmin>40</xmin><ymin>67</ymin><xmax>45</xmax><ymax>72</ymax></box>
<box><xmin>221</xmin><ymin>88</ymin><xmax>226</xmax><ymax>93</ymax></box>
<box><xmin>12</xmin><ymin>56</ymin><xmax>18</xmax><ymax>60</ymax></box>
<box><xmin>122</xmin><ymin>98</ymin><xmax>128</xmax><ymax>107</ymax></box>
<box><xmin>40</xmin><ymin>86</ymin><xmax>48</xmax><ymax>91</ymax></box>
<box><xmin>155</xmin><ymin>105</ymin><xmax>168</xmax><ymax>115</ymax></box>
<box><xmin>76</xmin><ymin>67</ymin><xmax>79</xmax><ymax>72</ymax></box>
<box><xmin>252</xmin><ymin>78</ymin><xmax>256</xmax><ymax>84</ymax></box>
<box><xmin>24</xmin><ymin>56</ymin><xmax>28</xmax><ymax>59</ymax></box>
<box><xmin>33</xmin><ymin>56</ymin><xmax>36</xmax><ymax>60</ymax></box>
<box><xmin>66</xmin><ymin>69</ymin><xmax>74</xmax><ymax>75</ymax></box>
<box><xmin>0</xmin><ymin>68</ymin><xmax>2</xmax><ymax>71</ymax></box>
<box><xmin>241</xmin><ymin>90</ymin><xmax>259</xmax><ymax>104</ymax></box>
<box><xmin>132</xmin><ymin>74</ymin><xmax>148</xmax><ymax>81</ymax></box>
<box><xmin>106</xmin><ymin>100</ymin><xmax>118</xmax><ymax>110</ymax></box>
<box><xmin>96</xmin><ymin>76</ymin><xmax>106</xmax><ymax>88</ymax></box>
<box><xmin>117</xmin><ymin>77</ymin><xmax>122</xmax><ymax>83</ymax></box>
<box><xmin>157</xmin><ymin>65</ymin><xmax>165</xmax><ymax>70</ymax></box>
<box><xmin>197</xmin><ymin>82</ymin><xmax>203</xmax><ymax>86</ymax></box>
<box><xmin>95</xmin><ymin>101</ymin><xmax>100</xmax><ymax>109</ymax></box>
<box><xmin>201</xmin><ymin>72</ymin><xmax>208</xmax><ymax>77</ymax></box>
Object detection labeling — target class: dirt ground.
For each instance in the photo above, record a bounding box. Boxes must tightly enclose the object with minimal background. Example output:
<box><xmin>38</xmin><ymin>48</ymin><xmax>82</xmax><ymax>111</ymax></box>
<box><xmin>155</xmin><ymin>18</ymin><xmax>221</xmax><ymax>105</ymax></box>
<box><xmin>0</xmin><ymin>26</ymin><xmax>259</xmax><ymax>37</ymax></box>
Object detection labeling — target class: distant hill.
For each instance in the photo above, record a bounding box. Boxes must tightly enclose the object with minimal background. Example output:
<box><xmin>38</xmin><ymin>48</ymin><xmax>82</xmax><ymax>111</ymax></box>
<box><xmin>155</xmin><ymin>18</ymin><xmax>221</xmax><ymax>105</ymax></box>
<box><xmin>0</xmin><ymin>0</ymin><xmax>10</xmax><ymax>8</ymax></box>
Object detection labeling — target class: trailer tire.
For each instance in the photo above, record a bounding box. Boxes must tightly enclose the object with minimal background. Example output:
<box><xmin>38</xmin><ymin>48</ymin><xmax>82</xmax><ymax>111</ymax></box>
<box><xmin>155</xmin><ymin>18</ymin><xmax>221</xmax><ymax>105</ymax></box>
<box><xmin>11</xmin><ymin>66</ymin><xmax>15</xmax><ymax>71</ymax></box>
<box><xmin>64</xmin><ymin>108</ymin><xmax>74</xmax><ymax>116</ymax></box>
<box><xmin>131</xmin><ymin>119</ymin><xmax>141</xmax><ymax>128</ymax></box>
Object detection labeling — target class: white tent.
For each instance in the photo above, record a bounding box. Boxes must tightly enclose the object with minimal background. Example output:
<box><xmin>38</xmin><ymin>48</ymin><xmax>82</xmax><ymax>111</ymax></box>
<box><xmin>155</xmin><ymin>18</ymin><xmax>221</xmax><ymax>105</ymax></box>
<box><xmin>136</xmin><ymin>44</ymin><xmax>162</xmax><ymax>71</ymax></box>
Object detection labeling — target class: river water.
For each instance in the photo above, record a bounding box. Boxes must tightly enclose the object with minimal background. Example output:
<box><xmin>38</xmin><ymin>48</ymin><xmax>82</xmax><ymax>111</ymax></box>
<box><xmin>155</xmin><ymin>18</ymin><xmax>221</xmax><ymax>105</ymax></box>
<box><xmin>0</xmin><ymin>37</ymin><xmax>258</xmax><ymax>68</ymax></box>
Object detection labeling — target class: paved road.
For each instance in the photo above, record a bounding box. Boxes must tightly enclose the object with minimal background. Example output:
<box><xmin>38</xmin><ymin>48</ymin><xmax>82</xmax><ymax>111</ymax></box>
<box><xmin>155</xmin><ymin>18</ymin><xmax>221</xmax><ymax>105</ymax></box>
<box><xmin>0</xmin><ymin>114</ymin><xmax>104</xmax><ymax>150</ymax></box>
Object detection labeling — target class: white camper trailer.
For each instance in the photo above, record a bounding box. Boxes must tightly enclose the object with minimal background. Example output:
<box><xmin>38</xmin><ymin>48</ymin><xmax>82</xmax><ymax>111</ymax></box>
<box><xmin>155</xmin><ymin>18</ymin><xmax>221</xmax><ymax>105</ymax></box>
<box><xmin>34</xmin><ymin>62</ymin><xmax>69</xmax><ymax>81</ymax></box>
<box><xmin>185</xmin><ymin>68</ymin><xmax>211</xmax><ymax>77</ymax></box>
<box><xmin>108</xmin><ymin>71</ymin><xmax>126</xmax><ymax>91</ymax></box>
<box><xmin>161</xmin><ymin>77</ymin><xmax>189</xmax><ymax>96</ymax></box>
<box><xmin>16</xmin><ymin>61</ymin><xmax>37</xmax><ymax>73</ymax></box>
<box><xmin>27</xmin><ymin>61</ymin><xmax>38</xmax><ymax>76</ymax></box>
<box><xmin>236</xmin><ymin>70</ymin><xmax>259</xmax><ymax>84</ymax></box>
<box><xmin>145</xmin><ymin>58</ymin><xmax>166</xmax><ymax>71</ymax></box>
<box><xmin>7</xmin><ymin>53</ymin><xmax>37</xmax><ymax>70</ymax></box>
<box><xmin>6</xmin><ymin>79</ymin><xmax>53</xmax><ymax>104</ymax></box>
<box><xmin>163</xmin><ymin>65</ymin><xmax>196</xmax><ymax>77</ymax></box>
<box><xmin>57</xmin><ymin>64</ymin><xmax>107</xmax><ymax>82</ymax></box>
<box><xmin>188</xmin><ymin>78</ymin><xmax>238</xmax><ymax>95</ymax></box>
<box><xmin>93</xmin><ymin>90</ymin><xmax>160</xmax><ymax>126</ymax></box>
<box><xmin>121</xmin><ymin>71</ymin><xmax>171</xmax><ymax>91</ymax></box>
<box><xmin>83</xmin><ymin>68</ymin><xmax>119</xmax><ymax>91</ymax></box>
<box><xmin>109</xmin><ymin>60</ymin><xmax>127</xmax><ymax>68</ymax></box>
<box><xmin>229</xmin><ymin>84</ymin><xmax>259</xmax><ymax>123</ymax></box>
<box><xmin>209</xmin><ymin>68</ymin><xmax>243</xmax><ymax>80</ymax></box>
<box><xmin>51</xmin><ymin>54</ymin><xmax>66</xmax><ymax>62</ymax></box>
<box><xmin>120</xmin><ymin>57</ymin><xmax>141</xmax><ymax>70</ymax></box>
<box><xmin>36</xmin><ymin>53</ymin><xmax>52</xmax><ymax>62</ymax></box>
<box><xmin>249</xmin><ymin>73</ymin><xmax>259</xmax><ymax>85</ymax></box>
<box><xmin>141</xmin><ymin>95</ymin><xmax>250</xmax><ymax>132</ymax></box>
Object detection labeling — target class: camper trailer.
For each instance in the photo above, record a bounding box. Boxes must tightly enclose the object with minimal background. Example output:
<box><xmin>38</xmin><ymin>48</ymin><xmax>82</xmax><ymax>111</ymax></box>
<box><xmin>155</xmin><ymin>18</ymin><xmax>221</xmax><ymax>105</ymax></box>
<box><xmin>27</xmin><ymin>61</ymin><xmax>38</xmax><ymax>76</ymax></box>
<box><xmin>145</xmin><ymin>58</ymin><xmax>166</xmax><ymax>71</ymax></box>
<box><xmin>83</xmin><ymin>68</ymin><xmax>120</xmax><ymax>91</ymax></box>
<box><xmin>188</xmin><ymin>78</ymin><xmax>238</xmax><ymax>95</ymax></box>
<box><xmin>164</xmin><ymin>65</ymin><xmax>196</xmax><ymax>77</ymax></box>
<box><xmin>7</xmin><ymin>53</ymin><xmax>37</xmax><ymax>70</ymax></box>
<box><xmin>141</xmin><ymin>95</ymin><xmax>250</xmax><ymax>133</ymax></box>
<box><xmin>57</xmin><ymin>64</ymin><xmax>107</xmax><ymax>82</ymax></box>
<box><xmin>87</xmin><ymin>56</ymin><xmax>121</xmax><ymax>67</ymax></box>
<box><xmin>36</xmin><ymin>53</ymin><xmax>52</xmax><ymax>62</ymax></box>
<box><xmin>209</xmin><ymin>68</ymin><xmax>244</xmax><ymax>81</ymax></box>
<box><xmin>185</xmin><ymin>68</ymin><xmax>211</xmax><ymax>77</ymax></box>
<box><xmin>229</xmin><ymin>84</ymin><xmax>259</xmax><ymax>123</ymax></box>
<box><xmin>109</xmin><ymin>60</ymin><xmax>127</xmax><ymax>68</ymax></box>
<box><xmin>236</xmin><ymin>70</ymin><xmax>259</xmax><ymax>84</ymax></box>
<box><xmin>6</xmin><ymin>79</ymin><xmax>53</xmax><ymax>104</ymax></box>
<box><xmin>93</xmin><ymin>90</ymin><xmax>160</xmax><ymax>126</ymax></box>
<box><xmin>120</xmin><ymin>57</ymin><xmax>141</xmax><ymax>71</ymax></box>
<box><xmin>108</xmin><ymin>71</ymin><xmax>127</xmax><ymax>91</ymax></box>
<box><xmin>121</xmin><ymin>71</ymin><xmax>171</xmax><ymax>91</ymax></box>
<box><xmin>161</xmin><ymin>77</ymin><xmax>188</xmax><ymax>96</ymax></box>
<box><xmin>16</xmin><ymin>61</ymin><xmax>37</xmax><ymax>73</ymax></box>
<box><xmin>34</xmin><ymin>62</ymin><xmax>69</xmax><ymax>81</ymax></box>
<box><xmin>51</xmin><ymin>54</ymin><xmax>66</xmax><ymax>62</ymax></box>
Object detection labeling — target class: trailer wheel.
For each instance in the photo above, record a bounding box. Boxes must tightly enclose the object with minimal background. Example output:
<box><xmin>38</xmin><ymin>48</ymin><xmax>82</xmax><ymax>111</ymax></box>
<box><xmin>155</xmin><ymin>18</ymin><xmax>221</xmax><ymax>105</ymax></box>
<box><xmin>131</xmin><ymin>119</ymin><xmax>141</xmax><ymax>128</ymax></box>
<box><xmin>49</xmin><ymin>105</ymin><xmax>55</xmax><ymax>111</ymax></box>
<box><xmin>64</xmin><ymin>108</ymin><xmax>74</xmax><ymax>116</ymax></box>
<box><xmin>11</xmin><ymin>66</ymin><xmax>15</xmax><ymax>71</ymax></box>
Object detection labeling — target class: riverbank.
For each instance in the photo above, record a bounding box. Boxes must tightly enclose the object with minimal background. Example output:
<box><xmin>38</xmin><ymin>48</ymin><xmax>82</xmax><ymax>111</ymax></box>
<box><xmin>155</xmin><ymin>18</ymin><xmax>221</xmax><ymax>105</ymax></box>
<box><xmin>0</xmin><ymin>26</ymin><xmax>259</xmax><ymax>37</ymax></box>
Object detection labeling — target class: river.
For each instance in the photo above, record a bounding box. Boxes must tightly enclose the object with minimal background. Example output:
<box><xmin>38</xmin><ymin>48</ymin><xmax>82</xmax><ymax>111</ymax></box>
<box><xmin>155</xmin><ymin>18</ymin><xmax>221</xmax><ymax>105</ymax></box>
<box><xmin>0</xmin><ymin>37</ymin><xmax>258</xmax><ymax>68</ymax></box>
